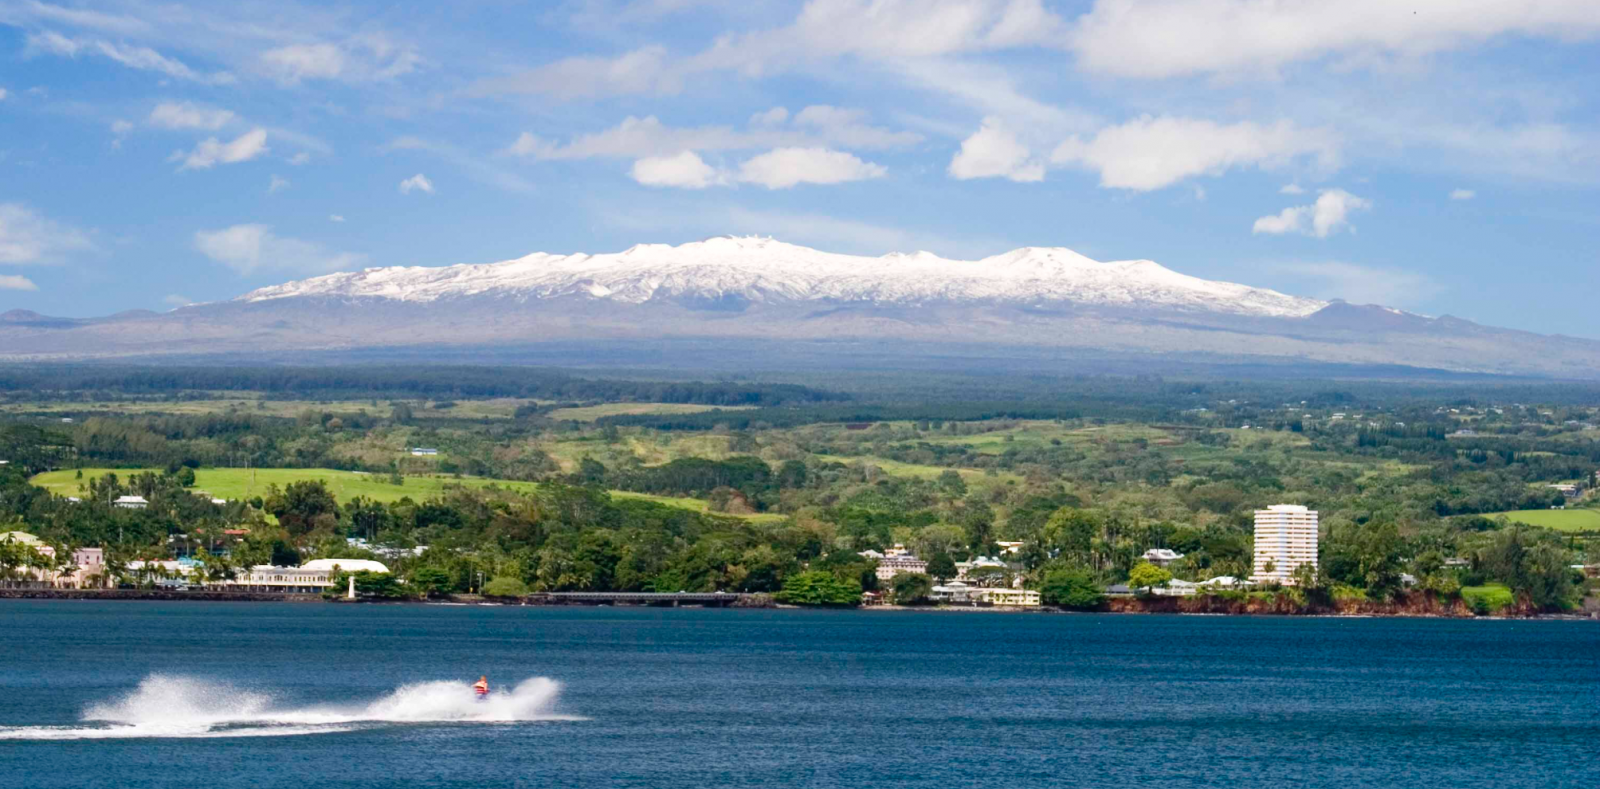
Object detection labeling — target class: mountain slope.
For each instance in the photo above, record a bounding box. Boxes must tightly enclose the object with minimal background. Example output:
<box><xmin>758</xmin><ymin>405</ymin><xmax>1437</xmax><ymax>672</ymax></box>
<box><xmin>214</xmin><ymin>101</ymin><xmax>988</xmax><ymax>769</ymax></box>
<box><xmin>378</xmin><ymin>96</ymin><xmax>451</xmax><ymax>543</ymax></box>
<box><xmin>3</xmin><ymin>237</ymin><xmax>1598</xmax><ymax>378</ymax></box>
<box><xmin>235</xmin><ymin>236</ymin><xmax>1326</xmax><ymax>318</ymax></box>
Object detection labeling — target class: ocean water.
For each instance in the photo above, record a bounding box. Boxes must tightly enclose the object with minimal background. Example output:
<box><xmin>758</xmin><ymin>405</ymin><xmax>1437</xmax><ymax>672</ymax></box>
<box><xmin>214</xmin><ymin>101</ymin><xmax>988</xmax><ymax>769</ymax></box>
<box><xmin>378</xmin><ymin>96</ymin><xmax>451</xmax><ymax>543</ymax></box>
<box><xmin>1</xmin><ymin>603</ymin><xmax>1597</xmax><ymax>789</ymax></box>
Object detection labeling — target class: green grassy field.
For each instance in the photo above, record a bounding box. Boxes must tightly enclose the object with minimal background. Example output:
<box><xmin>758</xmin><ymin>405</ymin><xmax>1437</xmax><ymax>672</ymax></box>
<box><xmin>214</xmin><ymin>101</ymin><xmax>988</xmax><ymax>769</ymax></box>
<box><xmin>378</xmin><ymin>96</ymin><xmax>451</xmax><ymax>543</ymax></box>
<box><xmin>29</xmin><ymin>467</ymin><xmax>779</xmax><ymax>521</ymax></box>
<box><xmin>810</xmin><ymin>454</ymin><xmax>1020</xmax><ymax>485</ymax></box>
<box><xmin>545</xmin><ymin>403</ymin><xmax>754</xmax><ymax>422</ymax></box>
<box><xmin>1487</xmin><ymin>508</ymin><xmax>1600</xmax><ymax>532</ymax></box>
<box><xmin>29</xmin><ymin>467</ymin><xmax>538</xmax><ymax>503</ymax></box>
<box><xmin>542</xmin><ymin>433</ymin><xmax>737</xmax><ymax>472</ymax></box>
<box><xmin>608</xmin><ymin>491</ymin><xmax>787</xmax><ymax>523</ymax></box>
<box><xmin>1462</xmin><ymin>583</ymin><xmax>1515</xmax><ymax>612</ymax></box>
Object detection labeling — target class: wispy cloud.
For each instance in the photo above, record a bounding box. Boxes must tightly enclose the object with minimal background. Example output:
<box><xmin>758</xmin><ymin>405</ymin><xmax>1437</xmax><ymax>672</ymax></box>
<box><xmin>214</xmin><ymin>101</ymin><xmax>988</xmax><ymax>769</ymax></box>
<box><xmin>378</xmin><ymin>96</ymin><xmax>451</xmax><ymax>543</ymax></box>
<box><xmin>25</xmin><ymin>30</ymin><xmax>234</xmax><ymax>85</ymax></box>
<box><xmin>387</xmin><ymin>137</ymin><xmax>534</xmax><ymax>194</ymax></box>
<box><xmin>173</xmin><ymin>128</ymin><xmax>269</xmax><ymax>170</ymax></box>
<box><xmin>1271</xmin><ymin>261</ymin><xmax>1441</xmax><ymax>308</ymax></box>
<box><xmin>0</xmin><ymin>203</ymin><xmax>95</xmax><ymax>264</ymax></box>
<box><xmin>398</xmin><ymin>173</ymin><xmax>434</xmax><ymax>194</ymax></box>
<box><xmin>193</xmin><ymin>224</ymin><xmax>366</xmax><ymax>275</ymax></box>
<box><xmin>149</xmin><ymin>101</ymin><xmax>235</xmax><ymax>130</ymax></box>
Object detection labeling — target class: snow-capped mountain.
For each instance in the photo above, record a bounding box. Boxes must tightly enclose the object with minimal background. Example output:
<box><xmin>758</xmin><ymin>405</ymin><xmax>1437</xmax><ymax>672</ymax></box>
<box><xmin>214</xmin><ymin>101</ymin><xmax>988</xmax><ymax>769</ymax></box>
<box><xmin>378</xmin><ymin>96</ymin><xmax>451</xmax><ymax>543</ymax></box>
<box><xmin>236</xmin><ymin>236</ymin><xmax>1326</xmax><ymax>319</ymax></box>
<box><xmin>6</xmin><ymin>236</ymin><xmax>1600</xmax><ymax>379</ymax></box>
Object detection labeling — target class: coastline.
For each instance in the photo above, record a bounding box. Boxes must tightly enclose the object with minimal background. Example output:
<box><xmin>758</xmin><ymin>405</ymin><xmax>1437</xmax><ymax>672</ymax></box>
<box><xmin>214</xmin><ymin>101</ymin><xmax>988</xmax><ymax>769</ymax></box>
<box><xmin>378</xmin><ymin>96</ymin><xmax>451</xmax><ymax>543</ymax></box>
<box><xmin>4</xmin><ymin>588</ymin><xmax>1596</xmax><ymax>620</ymax></box>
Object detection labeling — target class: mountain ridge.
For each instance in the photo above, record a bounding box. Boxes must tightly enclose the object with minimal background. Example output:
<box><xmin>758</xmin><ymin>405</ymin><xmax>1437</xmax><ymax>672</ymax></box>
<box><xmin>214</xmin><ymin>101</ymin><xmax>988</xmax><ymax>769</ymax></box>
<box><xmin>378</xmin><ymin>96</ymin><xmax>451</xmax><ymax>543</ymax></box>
<box><xmin>4</xmin><ymin>236</ymin><xmax>1598</xmax><ymax>379</ymax></box>
<box><xmin>228</xmin><ymin>236</ymin><xmax>1328</xmax><ymax>319</ymax></box>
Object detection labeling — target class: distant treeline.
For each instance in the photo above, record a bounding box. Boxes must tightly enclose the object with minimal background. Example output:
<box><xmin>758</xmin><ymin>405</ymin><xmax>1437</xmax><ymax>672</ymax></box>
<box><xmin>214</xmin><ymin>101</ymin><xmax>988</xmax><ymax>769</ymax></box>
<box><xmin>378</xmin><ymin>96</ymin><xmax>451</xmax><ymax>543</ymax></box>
<box><xmin>0</xmin><ymin>366</ymin><xmax>846</xmax><ymax>406</ymax></box>
<box><xmin>598</xmin><ymin>402</ymin><xmax>1087</xmax><ymax>431</ymax></box>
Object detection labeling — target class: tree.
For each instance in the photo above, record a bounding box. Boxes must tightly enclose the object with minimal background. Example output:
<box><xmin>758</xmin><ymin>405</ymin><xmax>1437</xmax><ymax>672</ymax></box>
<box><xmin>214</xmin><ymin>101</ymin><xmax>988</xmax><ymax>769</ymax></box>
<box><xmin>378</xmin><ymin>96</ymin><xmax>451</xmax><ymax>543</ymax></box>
<box><xmin>891</xmin><ymin>572</ymin><xmax>933</xmax><ymax>605</ymax></box>
<box><xmin>1042</xmin><ymin>507</ymin><xmax>1101</xmax><ymax>568</ymax></box>
<box><xmin>482</xmin><ymin>576</ymin><xmax>530</xmax><ymax>598</ymax></box>
<box><xmin>176</xmin><ymin>467</ymin><xmax>196</xmax><ymax>487</ymax></box>
<box><xmin>937</xmin><ymin>469</ymin><xmax>967</xmax><ymax>497</ymax></box>
<box><xmin>925</xmin><ymin>552</ymin><xmax>957</xmax><ymax>582</ymax></box>
<box><xmin>265</xmin><ymin>481</ymin><xmax>339</xmax><ymax>536</ymax></box>
<box><xmin>1127</xmin><ymin>562</ymin><xmax>1172</xmax><ymax>594</ymax></box>
<box><xmin>269</xmin><ymin>540</ymin><xmax>301</xmax><ymax>567</ymax></box>
<box><xmin>409</xmin><ymin>566</ymin><xmax>455</xmax><ymax>598</ymax></box>
<box><xmin>334</xmin><ymin>570</ymin><xmax>405</xmax><ymax>599</ymax></box>
<box><xmin>775</xmin><ymin>571</ymin><xmax>861</xmax><ymax>606</ymax></box>
<box><xmin>1038</xmin><ymin>568</ymin><xmax>1104</xmax><ymax>609</ymax></box>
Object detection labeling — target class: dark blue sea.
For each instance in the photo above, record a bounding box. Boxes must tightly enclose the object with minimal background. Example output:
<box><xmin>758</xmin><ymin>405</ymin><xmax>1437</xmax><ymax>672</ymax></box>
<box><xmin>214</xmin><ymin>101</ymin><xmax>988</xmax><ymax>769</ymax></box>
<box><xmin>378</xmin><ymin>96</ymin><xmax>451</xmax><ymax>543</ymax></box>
<box><xmin>1</xmin><ymin>602</ymin><xmax>1597</xmax><ymax>788</ymax></box>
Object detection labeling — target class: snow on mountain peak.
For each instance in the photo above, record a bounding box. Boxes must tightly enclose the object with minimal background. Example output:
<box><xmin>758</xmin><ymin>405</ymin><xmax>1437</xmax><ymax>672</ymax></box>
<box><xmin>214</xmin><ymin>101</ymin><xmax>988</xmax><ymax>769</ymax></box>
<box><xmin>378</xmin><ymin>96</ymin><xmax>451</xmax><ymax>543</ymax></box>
<box><xmin>236</xmin><ymin>236</ymin><xmax>1328</xmax><ymax>318</ymax></box>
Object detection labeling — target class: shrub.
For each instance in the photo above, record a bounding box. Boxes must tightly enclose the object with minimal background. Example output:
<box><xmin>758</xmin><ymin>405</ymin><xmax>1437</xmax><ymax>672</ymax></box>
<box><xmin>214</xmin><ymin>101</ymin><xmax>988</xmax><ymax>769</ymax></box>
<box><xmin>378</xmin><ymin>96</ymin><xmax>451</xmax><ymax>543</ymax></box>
<box><xmin>482</xmin><ymin>576</ymin><xmax>530</xmax><ymax>598</ymax></box>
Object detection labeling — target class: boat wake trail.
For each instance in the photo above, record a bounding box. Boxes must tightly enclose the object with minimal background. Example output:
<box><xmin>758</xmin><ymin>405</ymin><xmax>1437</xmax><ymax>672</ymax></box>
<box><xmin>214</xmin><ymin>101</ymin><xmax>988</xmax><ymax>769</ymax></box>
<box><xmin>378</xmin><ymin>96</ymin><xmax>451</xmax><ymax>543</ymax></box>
<box><xmin>0</xmin><ymin>674</ymin><xmax>576</xmax><ymax>740</ymax></box>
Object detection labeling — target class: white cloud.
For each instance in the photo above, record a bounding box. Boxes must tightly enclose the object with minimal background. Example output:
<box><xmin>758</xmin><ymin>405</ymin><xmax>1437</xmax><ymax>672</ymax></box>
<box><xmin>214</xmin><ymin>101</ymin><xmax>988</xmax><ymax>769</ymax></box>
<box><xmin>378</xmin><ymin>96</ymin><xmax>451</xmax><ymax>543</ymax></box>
<box><xmin>0</xmin><ymin>88</ymin><xmax>7</xmax><ymax>101</ymax></box>
<box><xmin>0</xmin><ymin>275</ymin><xmax>39</xmax><ymax>291</ymax></box>
<box><xmin>1450</xmin><ymin>188</ymin><xmax>1476</xmax><ymax>200</ymax></box>
<box><xmin>24</xmin><ymin>30</ymin><xmax>234</xmax><ymax>84</ymax></box>
<box><xmin>163</xmin><ymin>294</ymin><xmax>194</xmax><ymax>307</ymax></box>
<box><xmin>631</xmin><ymin>151</ymin><xmax>723</xmax><ymax>189</ymax></box>
<box><xmin>948</xmin><ymin>117</ymin><xmax>1044</xmax><ymax>182</ymax></box>
<box><xmin>736</xmin><ymin>147</ymin><xmax>886</xmax><ymax>189</ymax></box>
<box><xmin>258</xmin><ymin>36</ymin><xmax>421</xmax><ymax>84</ymax></box>
<box><xmin>511</xmin><ymin>110</ymin><xmax>917</xmax><ymax>162</ymax></box>
<box><xmin>0</xmin><ymin>203</ymin><xmax>95</xmax><ymax>264</ymax></box>
<box><xmin>630</xmin><ymin>147</ymin><xmax>887</xmax><ymax>190</ymax></box>
<box><xmin>268</xmin><ymin>174</ymin><xmax>290</xmax><ymax>194</ymax></box>
<box><xmin>174</xmin><ymin>128</ymin><xmax>269</xmax><ymax>170</ymax></box>
<box><xmin>1272</xmin><ymin>261</ymin><xmax>1440</xmax><ymax>307</ymax></box>
<box><xmin>110</xmin><ymin>119</ymin><xmax>133</xmax><ymax>134</ymax></box>
<box><xmin>1251</xmin><ymin>206</ymin><xmax>1309</xmax><ymax>236</ymax></box>
<box><xmin>1051</xmin><ymin>117</ymin><xmax>1339</xmax><ymax>191</ymax></box>
<box><xmin>474</xmin><ymin>1</ymin><xmax>1068</xmax><ymax>99</ymax></box>
<box><xmin>474</xmin><ymin>45</ymin><xmax>680</xmax><ymax>99</ymax></box>
<box><xmin>1069</xmin><ymin>0</ymin><xmax>1600</xmax><ymax>79</ymax></box>
<box><xmin>260</xmin><ymin>43</ymin><xmax>344</xmax><ymax>83</ymax></box>
<box><xmin>1280</xmin><ymin>183</ymin><xmax>1305</xmax><ymax>195</ymax></box>
<box><xmin>694</xmin><ymin>0</ymin><xmax>1068</xmax><ymax>75</ymax></box>
<box><xmin>289</xmin><ymin>152</ymin><xmax>312</xmax><ymax>166</ymax></box>
<box><xmin>328</xmin><ymin>214</ymin><xmax>346</xmax><ymax>223</ymax></box>
<box><xmin>148</xmin><ymin>101</ymin><xmax>234</xmax><ymax>131</ymax></box>
<box><xmin>750</xmin><ymin>107</ymin><xmax>788</xmax><ymax>126</ymax></box>
<box><xmin>1253</xmin><ymin>188</ymin><xmax>1371</xmax><ymax>238</ymax></box>
<box><xmin>399</xmin><ymin>173</ymin><xmax>434</xmax><ymax>194</ymax></box>
<box><xmin>193</xmin><ymin>224</ymin><xmax>366</xmax><ymax>275</ymax></box>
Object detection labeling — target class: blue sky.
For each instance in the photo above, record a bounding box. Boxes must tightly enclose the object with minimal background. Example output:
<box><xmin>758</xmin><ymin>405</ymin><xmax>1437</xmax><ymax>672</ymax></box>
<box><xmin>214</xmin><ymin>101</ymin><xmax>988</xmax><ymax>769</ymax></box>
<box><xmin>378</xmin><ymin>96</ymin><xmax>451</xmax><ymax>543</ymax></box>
<box><xmin>1</xmin><ymin>0</ymin><xmax>1597</xmax><ymax>337</ymax></box>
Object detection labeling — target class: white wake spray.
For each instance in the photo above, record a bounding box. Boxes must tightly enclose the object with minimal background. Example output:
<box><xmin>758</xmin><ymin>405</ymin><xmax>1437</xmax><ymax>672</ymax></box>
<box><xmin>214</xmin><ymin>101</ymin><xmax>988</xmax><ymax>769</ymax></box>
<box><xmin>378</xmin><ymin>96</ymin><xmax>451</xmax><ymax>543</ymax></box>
<box><xmin>0</xmin><ymin>674</ymin><xmax>574</xmax><ymax>740</ymax></box>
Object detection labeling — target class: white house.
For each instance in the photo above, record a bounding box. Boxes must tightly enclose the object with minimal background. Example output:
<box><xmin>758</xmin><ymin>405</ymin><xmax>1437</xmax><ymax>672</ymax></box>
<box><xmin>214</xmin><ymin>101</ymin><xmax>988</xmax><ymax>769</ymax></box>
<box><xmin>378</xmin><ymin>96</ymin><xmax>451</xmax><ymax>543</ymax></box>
<box><xmin>228</xmin><ymin>565</ymin><xmax>336</xmax><ymax>593</ymax></box>
<box><xmin>970</xmin><ymin>588</ymin><xmax>1041</xmax><ymax>607</ymax></box>
<box><xmin>860</xmin><ymin>544</ymin><xmax>927</xmax><ymax>582</ymax></box>
<box><xmin>1141</xmin><ymin>548</ymin><xmax>1184</xmax><ymax>567</ymax></box>
<box><xmin>955</xmin><ymin>555</ymin><xmax>1009</xmax><ymax>582</ymax></box>
<box><xmin>114</xmin><ymin>495</ymin><xmax>149</xmax><ymax>509</ymax></box>
<box><xmin>410</xmin><ymin>448</ymin><xmax>439</xmax><ymax>456</ymax></box>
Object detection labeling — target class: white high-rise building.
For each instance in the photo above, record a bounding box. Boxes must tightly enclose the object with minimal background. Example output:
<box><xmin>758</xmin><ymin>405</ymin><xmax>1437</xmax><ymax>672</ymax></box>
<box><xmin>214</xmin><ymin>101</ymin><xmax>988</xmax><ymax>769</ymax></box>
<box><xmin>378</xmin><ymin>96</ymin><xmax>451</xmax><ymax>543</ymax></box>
<box><xmin>1250</xmin><ymin>505</ymin><xmax>1319</xmax><ymax>585</ymax></box>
